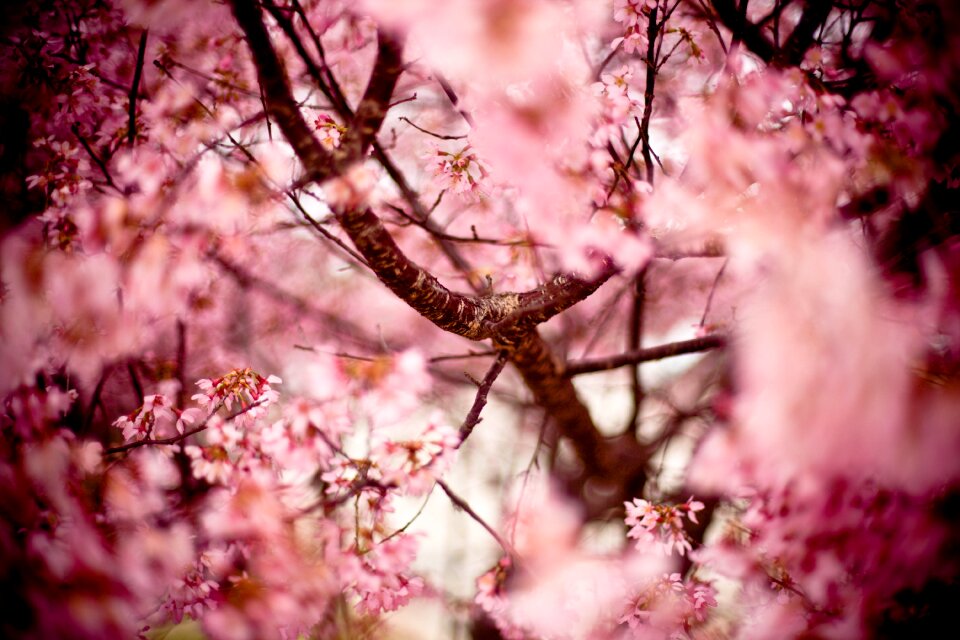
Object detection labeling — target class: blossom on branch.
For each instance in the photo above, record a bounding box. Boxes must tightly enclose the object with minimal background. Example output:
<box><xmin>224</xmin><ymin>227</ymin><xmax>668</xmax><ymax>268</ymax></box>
<box><xmin>625</xmin><ymin>496</ymin><xmax>705</xmax><ymax>557</ymax></box>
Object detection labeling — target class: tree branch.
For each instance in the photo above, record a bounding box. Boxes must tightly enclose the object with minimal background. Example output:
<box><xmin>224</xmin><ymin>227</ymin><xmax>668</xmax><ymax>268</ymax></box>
<box><xmin>338</xmin><ymin>32</ymin><xmax>404</xmax><ymax>160</ymax></box>
<box><xmin>781</xmin><ymin>2</ymin><xmax>833</xmax><ymax>66</ymax></box>
<box><xmin>438</xmin><ymin>480</ymin><xmax>519</xmax><ymax>560</ymax></box>
<box><xmin>231</xmin><ymin>0</ymin><xmax>643</xmax><ymax>513</ymax></box>
<box><xmin>105</xmin><ymin>399</ymin><xmax>264</xmax><ymax>455</ymax></box>
<box><xmin>709</xmin><ymin>0</ymin><xmax>778</xmax><ymax>62</ymax></box>
<box><xmin>231</xmin><ymin>0</ymin><xmax>338</xmax><ymax>180</ymax></box>
<box><xmin>127</xmin><ymin>30</ymin><xmax>148</xmax><ymax>146</ymax></box>
<box><xmin>564</xmin><ymin>333</ymin><xmax>728</xmax><ymax>376</ymax></box>
<box><xmin>457</xmin><ymin>351</ymin><xmax>509</xmax><ymax>444</ymax></box>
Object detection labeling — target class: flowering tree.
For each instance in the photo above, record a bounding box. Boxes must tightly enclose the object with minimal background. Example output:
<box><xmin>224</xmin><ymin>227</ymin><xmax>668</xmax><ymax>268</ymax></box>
<box><xmin>2</xmin><ymin>0</ymin><xmax>958</xmax><ymax>638</ymax></box>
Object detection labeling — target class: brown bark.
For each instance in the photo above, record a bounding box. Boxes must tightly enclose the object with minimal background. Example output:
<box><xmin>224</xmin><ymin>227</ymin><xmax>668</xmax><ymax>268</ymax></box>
<box><xmin>230</xmin><ymin>0</ymin><xmax>645</xmax><ymax>514</ymax></box>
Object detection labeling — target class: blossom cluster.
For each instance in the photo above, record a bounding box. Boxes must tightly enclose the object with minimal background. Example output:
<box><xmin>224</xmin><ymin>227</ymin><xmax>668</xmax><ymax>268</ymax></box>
<box><xmin>620</xmin><ymin>572</ymin><xmax>718</xmax><ymax>637</ymax></box>
<box><xmin>425</xmin><ymin>144</ymin><xmax>487</xmax><ymax>197</ymax></box>
<box><xmin>2</xmin><ymin>0</ymin><xmax>959</xmax><ymax>638</ymax></box>
<box><xmin>314</xmin><ymin>113</ymin><xmax>346</xmax><ymax>149</ymax></box>
<box><xmin>112</xmin><ymin>393</ymin><xmax>183</xmax><ymax>441</ymax></box>
<box><xmin>612</xmin><ymin>0</ymin><xmax>656</xmax><ymax>54</ymax></box>
<box><xmin>625</xmin><ymin>496</ymin><xmax>705</xmax><ymax>556</ymax></box>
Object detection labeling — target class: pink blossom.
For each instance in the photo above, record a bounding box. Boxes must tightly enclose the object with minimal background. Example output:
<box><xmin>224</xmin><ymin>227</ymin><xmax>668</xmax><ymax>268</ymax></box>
<box><xmin>314</xmin><ymin>113</ymin><xmax>346</xmax><ymax>149</ymax></box>
<box><xmin>614</xmin><ymin>0</ymin><xmax>653</xmax><ymax>28</ymax></box>
<box><xmin>425</xmin><ymin>144</ymin><xmax>487</xmax><ymax>197</ymax></box>
<box><xmin>112</xmin><ymin>393</ymin><xmax>178</xmax><ymax>442</ymax></box>
<box><xmin>374</xmin><ymin>420</ymin><xmax>459</xmax><ymax>494</ymax></box>
<box><xmin>612</xmin><ymin>27</ymin><xmax>646</xmax><ymax>55</ymax></box>
<box><xmin>625</xmin><ymin>497</ymin><xmax>704</xmax><ymax>557</ymax></box>
<box><xmin>620</xmin><ymin>573</ymin><xmax>718</xmax><ymax>634</ymax></box>
<box><xmin>192</xmin><ymin>369</ymin><xmax>281</xmax><ymax>427</ymax></box>
<box><xmin>185</xmin><ymin>444</ymin><xmax>233</xmax><ymax>484</ymax></box>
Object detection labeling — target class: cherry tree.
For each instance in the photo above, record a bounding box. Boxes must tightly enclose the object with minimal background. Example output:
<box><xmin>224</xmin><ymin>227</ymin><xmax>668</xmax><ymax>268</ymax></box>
<box><xmin>1</xmin><ymin>0</ymin><xmax>958</xmax><ymax>638</ymax></box>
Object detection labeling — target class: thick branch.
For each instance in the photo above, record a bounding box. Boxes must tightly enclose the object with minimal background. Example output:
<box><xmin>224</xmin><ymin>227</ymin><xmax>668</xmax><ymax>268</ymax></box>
<box><xmin>231</xmin><ymin>0</ymin><xmax>338</xmax><ymax>179</ymax></box>
<box><xmin>232</xmin><ymin>0</ymin><xmax>639</xmax><ymax>513</ymax></box>
<box><xmin>334</xmin><ymin>207</ymin><xmax>503</xmax><ymax>339</ymax></box>
<box><xmin>127</xmin><ymin>30</ymin><xmax>148</xmax><ymax>146</ymax></box>
<box><xmin>335</xmin><ymin>211</ymin><xmax>620</xmax><ymax>342</ymax></box>
<box><xmin>339</xmin><ymin>32</ymin><xmax>404</xmax><ymax>160</ymax></box>
<box><xmin>490</xmin><ymin>262</ymin><xmax>621</xmax><ymax>342</ymax></box>
<box><xmin>710</xmin><ymin>0</ymin><xmax>778</xmax><ymax>62</ymax></box>
<box><xmin>780</xmin><ymin>2</ymin><xmax>833</xmax><ymax>66</ymax></box>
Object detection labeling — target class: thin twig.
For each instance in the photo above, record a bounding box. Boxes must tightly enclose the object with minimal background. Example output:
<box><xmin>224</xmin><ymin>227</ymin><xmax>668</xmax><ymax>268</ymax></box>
<box><xmin>437</xmin><ymin>480</ymin><xmax>519</xmax><ymax>559</ymax></box>
<box><xmin>105</xmin><ymin>398</ymin><xmax>264</xmax><ymax>455</ymax></box>
<box><xmin>640</xmin><ymin>4</ymin><xmax>660</xmax><ymax>185</ymax></box>
<box><xmin>624</xmin><ymin>268</ymin><xmax>647</xmax><ymax>434</ymax></box>
<box><xmin>378</xmin><ymin>487</ymin><xmax>435</xmax><ymax>545</ymax></box>
<box><xmin>287</xmin><ymin>190</ymin><xmax>370</xmax><ymax>267</ymax></box>
<box><xmin>127</xmin><ymin>30</ymin><xmax>148</xmax><ymax>146</ymax></box>
<box><xmin>457</xmin><ymin>351</ymin><xmax>509</xmax><ymax>445</ymax></box>
<box><xmin>435</xmin><ymin>73</ymin><xmax>474</xmax><ymax>126</ymax></box>
<box><xmin>71</xmin><ymin>124</ymin><xmax>120</xmax><ymax>191</ymax></box>
<box><xmin>292</xmin><ymin>344</ymin><xmax>378</xmax><ymax>362</ymax></box>
<box><xmin>563</xmin><ymin>334</ymin><xmax>727</xmax><ymax>376</ymax></box>
<box><xmin>429</xmin><ymin>349</ymin><xmax>498</xmax><ymax>363</ymax></box>
<box><xmin>389</xmin><ymin>93</ymin><xmax>417</xmax><ymax>108</ymax></box>
<box><xmin>399</xmin><ymin>116</ymin><xmax>467</xmax><ymax>140</ymax></box>
<box><xmin>605</xmin><ymin>117</ymin><xmax>645</xmax><ymax>201</ymax></box>
<box><xmin>82</xmin><ymin>364</ymin><xmax>115</xmax><ymax>435</ymax></box>
<box><xmin>699</xmin><ymin>258</ymin><xmax>729</xmax><ymax>329</ymax></box>
<box><xmin>383</xmin><ymin>203</ymin><xmax>546</xmax><ymax>247</ymax></box>
<box><xmin>175</xmin><ymin>318</ymin><xmax>187</xmax><ymax>409</ymax></box>
<box><xmin>509</xmin><ymin>410</ymin><xmax>549</xmax><ymax>541</ymax></box>
<box><xmin>127</xmin><ymin>362</ymin><xmax>144</xmax><ymax>404</ymax></box>
<box><xmin>594</xmin><ymin>40</ymin><xmax>624</xmax><ymax>80</ymax></box>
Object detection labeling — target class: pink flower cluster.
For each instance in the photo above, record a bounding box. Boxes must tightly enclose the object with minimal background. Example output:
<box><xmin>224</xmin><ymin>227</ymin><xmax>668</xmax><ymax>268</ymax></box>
<box><xmin>625</xmin><ymin>496</ymin><xmax>705</xmax><ymax>556</ymax></box>
<box><xmin>425</xmin><ymin>144</ymin><xmax>487</xmax><ymax>197</ymax></box>
<box><xmin>612</xmin><ymin>0</ymin><xmax>656</xmax><ymax>54</ymax></box>
<box><xmin>112</xmin><ymin>393</ymin><xmax>182</xmax><ymax>441</ymax></box>
<box><xmin>374</xmin><ymin>420</ymin><xmax>460</xmax><ymax>494</ymax></box>
<box><xmin>314</xmin><ymin>113</ymin><xmax>346</xmax><ymax>149</ymax></box>
<box><xmin>620</xmin><ymin>572</ymin><xmax>718</xmax><ymax>636</ymax></box>
<box><xmin>591</xmin><ymin>64</ymin><xmax>641</xmax><ymax>145</ymax></box>
<box><xmin>475</xmin><ymin>556</ymin><xmax>527</xmax><ymax>640</ymax></box>
<box><xmin>192</xmin><ymin>368</ymin><xmax>281</xmax><ymax>423</ymax></box>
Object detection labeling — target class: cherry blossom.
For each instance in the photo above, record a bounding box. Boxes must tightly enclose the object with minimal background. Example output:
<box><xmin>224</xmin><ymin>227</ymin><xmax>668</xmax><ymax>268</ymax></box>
<box><xmin>620</xmin><ymin>572</ymin><xmax>718</xmax><ymax>637</ymax></box>
<box><xmin>626</xmin><ymin>497</ymin><xmax>705</xmax><ymax>556</ymax></box>
<box><xmin>2</xmin><ymin>0</ymin><xmax>959</xmax><ymax>638</ymax></box>
<box><xmin>314</xmin><ymin>113</ymin><xmax>346</xmax><ymax>150</ymax></box>
<box><xmin>425</xmin><ymin>144</ymin><xmax>487</xmax><ymax>197</ymax></box>
<box><xmin>112</xmin><ymin>393</ymin><xmax>179</xmax><ymax>441</ymax></box>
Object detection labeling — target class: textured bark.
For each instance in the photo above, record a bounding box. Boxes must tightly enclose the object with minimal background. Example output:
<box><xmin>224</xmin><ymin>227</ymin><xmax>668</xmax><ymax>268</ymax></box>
<box><xmin>338</xmin><ymin>32</ymin><xmax>404</xmax><ymax>160</ymax></box>
<box><xmin>231</xmin><ymin>0</ymin><xmax>339</xmax><ymax>180</ymax></box>
<box><xmin>231</xmin><ymin>0</ymin><xmax>639</xmax><ymax>513</ymax></box>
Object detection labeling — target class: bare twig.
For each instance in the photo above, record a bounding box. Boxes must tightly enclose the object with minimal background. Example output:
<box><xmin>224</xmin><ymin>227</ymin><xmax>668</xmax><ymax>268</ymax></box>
<box><xmin>127</xmin><ymin>30</ymin><xmax>148</xmax><ymax>146</ymax></box>
<box><xmin>699</xmin><ymin>258</ymin><xmax>729</xmax><ymax>329</ymax></box>
<box><xmin>457</xmin><ymin>351</ymin><xmax>509</xmax><ymax>445</ymax></box>
<box><xmin>564</xmin><ymin>333</ymin><xmax>728</xmax><ymax>376</ymax></box>
<box><xmin>437</xmin><ymin>479</ymin><xmax>519</xmax><ymax>559</ymax></box>
<box><xmin>175</xmin><ymin>319</ymin><xmax>187</xmax><ymax>409</ymax></box>
<box><xmin>82</xmin><ymin>364</ymin><xmax>116</xmax><ymax>435</ymax></box>
<box><xmin>399</xmin><ymin>116</ymin><xmax>467</xmax><ymax>140</ymax></box>
<box><xmin>624</xmin><ymin>268</ymin><xmax>647</xmax><ymax>434</ymax></box>
<box><xmin>71</xmin><ymin>124</ymin><xmax>120</xmax><ymax>191</ymax></box>
<box><xmin>429</xmin><ymin>349</ymin><xmax>498</xmax><ymax>363</ymax></box>
<box><xmin>127</xmin><ymin>362</ymin><xmax>144</xmax><ymax>404</ymax></box>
